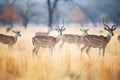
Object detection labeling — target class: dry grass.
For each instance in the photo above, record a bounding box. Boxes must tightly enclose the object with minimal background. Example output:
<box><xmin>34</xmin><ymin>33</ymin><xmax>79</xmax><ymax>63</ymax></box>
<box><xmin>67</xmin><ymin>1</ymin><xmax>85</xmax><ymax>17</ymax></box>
<box><xmin>0</xmin><ymin>25</ymin><xmax>120</xmax><ymax>80</ymax></box>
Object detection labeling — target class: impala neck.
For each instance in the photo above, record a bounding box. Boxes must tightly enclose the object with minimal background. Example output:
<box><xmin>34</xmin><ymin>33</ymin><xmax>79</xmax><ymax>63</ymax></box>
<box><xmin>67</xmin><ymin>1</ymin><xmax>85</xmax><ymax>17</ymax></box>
<box><xmin>14</xmin><ymin>34</ymin><xmax>19</xmax><ymax>44</ymax></box>
<box><xmin>57</xmin><ymin>34</ymin><xmax>63</xmax><ymax>40</ymax></box>
<box><xmin>82</xmin><ymin>32</ymin><xmax>88</xmax><ymax>37</ymax></box>
<box><xmin>56</xmin><ymin>36</ymin><xmax>60</xmax><ymax>43</ymax></box>
<box><xmin>106</xmin><ymin>34</ymin><xmax>111</xmax><ymax>43</ymax></box>
<box><xmin>56</xmin><ymin>34</ymin><xmax>63</xmax><ymax>43</ymax></box>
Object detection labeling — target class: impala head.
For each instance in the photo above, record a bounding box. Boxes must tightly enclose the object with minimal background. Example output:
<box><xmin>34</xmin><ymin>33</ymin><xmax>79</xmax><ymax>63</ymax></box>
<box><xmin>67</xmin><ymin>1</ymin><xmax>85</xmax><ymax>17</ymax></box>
<box><xmin>55</xmin><ymin>19</ymin><xmax>66</xmax><ymax>37</ymax></box>
<box><xmin>104</xmin><ymin>24</ymin><xmax>116</xmax><ymax>36</ymax></box>
<box><xmin>80</xmin><ymin>28</ymin><xmax>89</xmax><ymax>34</ymax></box>
<box><xmin>55</xmin><ymin>26</ymin><xmax>66</xmax><ymax>36</ymax></box>
<box><xmin>103</xmin><ymin>18</ymin><xmax>116</xmax><ymax>36</ymax></box>
<box><xmin>13</xmin><ymin>31</ymin><xmax>21</xmax><ymax>37</ymax></box>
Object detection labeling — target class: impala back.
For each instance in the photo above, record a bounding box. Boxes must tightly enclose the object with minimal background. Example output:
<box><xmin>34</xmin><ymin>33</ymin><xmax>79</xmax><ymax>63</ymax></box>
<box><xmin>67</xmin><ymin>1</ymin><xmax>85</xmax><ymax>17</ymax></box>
<box><xmin>0</xmin><ymin>34</ymin><xmax>14</xmax><ymax>44</ymax></box>
<box><xmin>83</xmin><ymin>35</ymin><xmax>107</xmax><ymax>48</ymax></box>
<box><xmin>62</xmin><ymin>34</ymin><xmax>81</xmax><ymax>43</ymax></box>
<box><xmin>32</xmin><ymin>36</ymin><xmax>57</xmax><ymax>48</ymax></box>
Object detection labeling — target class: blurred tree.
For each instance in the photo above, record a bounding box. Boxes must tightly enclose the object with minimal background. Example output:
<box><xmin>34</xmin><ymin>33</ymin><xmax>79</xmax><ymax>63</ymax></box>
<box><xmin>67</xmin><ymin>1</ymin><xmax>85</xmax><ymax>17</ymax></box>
<box><xmin>47</xmin><ymin>0</ymin><xmax>72</xmax><ymax>29</ymax></box>
<box><xmin>47</xmin><ymin>0</ymin><xmax>59</xmax><ymax>29</ymax></box>
<box><xmin>70</xmin><ymin>0</ymin><xmax>97</xmax><ymax>26</ymax></box>
<box><xmin>0</xmin><ymin>0</ymin><xmax>21</xmax><ymax>31</ymax></box>
<box><xmin>19</xmin><ymin>0</ymin><xmax>39</xmax><ymax>28</ymax></box>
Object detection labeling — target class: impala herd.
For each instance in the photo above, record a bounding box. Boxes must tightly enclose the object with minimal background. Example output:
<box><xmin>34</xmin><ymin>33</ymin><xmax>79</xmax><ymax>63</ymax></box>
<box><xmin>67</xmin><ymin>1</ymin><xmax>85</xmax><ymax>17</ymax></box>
<box><xmin>0</xmin><ymin>19</ymin><xmax>119</xmax><ymax>58</ymax></box>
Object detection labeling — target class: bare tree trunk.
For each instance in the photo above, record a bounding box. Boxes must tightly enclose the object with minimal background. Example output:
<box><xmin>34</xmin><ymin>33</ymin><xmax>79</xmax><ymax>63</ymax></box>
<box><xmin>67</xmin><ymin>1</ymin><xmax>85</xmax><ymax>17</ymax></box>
<box><xmin>47</xmin><ymin>0</ymin><xmax>58</xmax><ymax>28</ymax></box>
<box><xmin>47</xmin><ymin>0</ymin><xmax>52</xmax><ymax>28</ymax></box>
<box><xmin>23</xmin><ymin>17</ymin><xmax>29</xmax><ymax>29</ymax></box>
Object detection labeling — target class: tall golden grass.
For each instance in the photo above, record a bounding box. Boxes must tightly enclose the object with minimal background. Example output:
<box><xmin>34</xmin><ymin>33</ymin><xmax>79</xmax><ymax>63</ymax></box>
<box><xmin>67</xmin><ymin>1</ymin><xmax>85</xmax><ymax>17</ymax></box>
<box><xmin>0</xmin><ymin>25</ymin><xmax>120</xmax><ymax>80</ymax></box>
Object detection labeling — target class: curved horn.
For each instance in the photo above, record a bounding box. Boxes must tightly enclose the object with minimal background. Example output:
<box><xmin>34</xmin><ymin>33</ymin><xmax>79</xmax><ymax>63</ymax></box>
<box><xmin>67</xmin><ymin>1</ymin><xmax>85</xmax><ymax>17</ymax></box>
<box><xmin>103</xmin><ymin>24</ymin><xmax>110</xmax><ymax>29</ymax></box>
<box><xmin>55</xmin><ymin>26</ymin><xmax>60</xmax><ymax>31</ymax></box>
<box><xmin>111</xmin><ymin>24</ymin><xmax>116</xmax><ymax>30</ymax></box>
<box><xmin>112</xmin><ymin>24</ymin><xmax>115</xmax><ymax>28</ymax></box>
<box><xmin>61</xmin><ymin>26</ymin><xmax>64</xmax><ymax>29</ymax></box>
<box><xmin>103</xmin><ymin>17</ymin><xmax>110</xmax><ymax>29</ymax></box>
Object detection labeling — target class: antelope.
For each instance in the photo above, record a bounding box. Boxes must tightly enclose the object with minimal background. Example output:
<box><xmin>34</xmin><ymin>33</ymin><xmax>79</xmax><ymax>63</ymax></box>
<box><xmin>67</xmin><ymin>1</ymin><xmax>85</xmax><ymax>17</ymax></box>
<box><xmin>32</xmin><ymin>29</ymin><xmax>65</xmax><ymax>57</ymax></box>
<box><xmin>81</xmin><ymin>19</ymin><xmax>116</xmax><ymax>57</ymax></box>
<box><xmin>55</xmin><ymin>26</ymin><xmax>81</xmax><ymax>50</ymax></box>
<box><xmin>118</xmin><ymin>35</ymin><xmax>120</xmax><ymax>42</ymax></box>
<box><xmin>0</xmin><ymin>31</ymin><xmax>21</xmax><ymax>48</ymax></box>
<box><xmin>32</xmin><ymin>20</ymin><xmax>67</xmax><ymax>58</ymax></box>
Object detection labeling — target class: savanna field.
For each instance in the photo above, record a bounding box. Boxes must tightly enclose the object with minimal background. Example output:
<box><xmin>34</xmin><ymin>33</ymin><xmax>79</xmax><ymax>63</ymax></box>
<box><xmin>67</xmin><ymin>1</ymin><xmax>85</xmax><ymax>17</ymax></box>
<box><xmin>0</xmin><ymin>24</ymin><xmax>120</xmax><ymax>80</ymax></box>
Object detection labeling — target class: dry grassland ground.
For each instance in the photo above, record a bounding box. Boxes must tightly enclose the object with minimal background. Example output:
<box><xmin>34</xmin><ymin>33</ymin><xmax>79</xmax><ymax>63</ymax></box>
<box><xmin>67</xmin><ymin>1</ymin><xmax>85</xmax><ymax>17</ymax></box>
<box><xmin>0</xmin><ymin>24</ymin><xmax>120</xmax><ymax>80</ymax></box>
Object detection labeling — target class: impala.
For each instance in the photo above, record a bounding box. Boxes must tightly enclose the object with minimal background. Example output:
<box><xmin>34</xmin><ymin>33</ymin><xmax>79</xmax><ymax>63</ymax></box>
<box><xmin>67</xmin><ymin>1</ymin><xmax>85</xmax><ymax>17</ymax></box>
<box><xmin>0</xmin><ymin>31</ymin><xmax>21</xmax><ymax>48</ymax></box>
<box><xmin>55</xmin><ymin>25</ymin><xmax>81</xmax><ymax>48</ymax></box>
<box><xmin>32</xmin><ymin>28</ymin><xmax>65</xmax><ymax>57</ymax></box>
<box><xmin>32</xmin><ymin>20</ymin><xmax>67</xmax><ymax>58</ymax></box>
<box><xmin>81</xmin><ymin>19</ymin><xmax>116</xmax><ymax>57</ymax></box>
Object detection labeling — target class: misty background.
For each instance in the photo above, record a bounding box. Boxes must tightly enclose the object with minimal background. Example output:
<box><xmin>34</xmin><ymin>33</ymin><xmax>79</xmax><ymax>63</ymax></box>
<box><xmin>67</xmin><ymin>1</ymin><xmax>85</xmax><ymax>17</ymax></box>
<box><xmin>0</xmin><ymin>0</ymin><xmax>120</xmax><ymax>29</ymax></box>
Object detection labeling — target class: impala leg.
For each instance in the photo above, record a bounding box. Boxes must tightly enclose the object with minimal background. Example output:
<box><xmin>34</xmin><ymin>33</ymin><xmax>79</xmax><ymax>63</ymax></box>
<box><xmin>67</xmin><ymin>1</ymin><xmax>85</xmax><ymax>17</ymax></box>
<box><xmin>32</xmin><ymin>47</ymin><xmax>36</xmax><ymax>58</ymax></box>
<box><xmin>9</xmin><ymin>45</ymin><xmax>13</xmax><ymax>49</ymax></box>
<box><xmin>8</xmin><ymin>44</ymin><xmax>13</xmax><ymax>52</ymax></box>
<box><xmin>36</xmin><ymin>44</ymin><xmax>40</xmax><ymax>53</ymax></box>
<box><xmin>51</xmin><ymin>48</ymin><xmax>53</xmax><ymax>56</ymax></box>
<box><xmin>8</xmin><ymin>45</ymin><xmax>11</xmax><ymax>50</ymax></box>
<box><xmin>98</xmin><ymin>48</ymin><xmax>101</xmax><ymax>56</ymax></box>
<box><xmin>60</xmin><ymin>42</ymin><xmax>64</xmax><ymax>49</ymax></box>
<box><xmin>86</xmin><ymin>46</ymin><xmax>91</xmax><ymax>58</ymax></box>
<box><xmin>8</xmin><ymin>44</ymin><xmax>12</xmax><ymax>48</ymax></box>
<box><xmin>76</xmin><ymin>44</ymin><xmax>80</xmax><ymax>50</ymax></box>
<box><xmin>81</xmin><ymin>37</ymin><xmax>85</xmax><ymax>45</ymax></box>
<box><xmin>48</xmin><ymin>47</ymin><xmax>52</xmax><ymax>56</ymax></box>
<box><xmin>48</xmin><ymin>42</ymin><xmax>53</xmax><ymax>56</ymax></box>
<box><xmin>33</xmin><ymin>44</ymin><xmax>40</xmax><ymax>58</ymax></box>
<box><xmin>32</xmin><ymin>47</ymin><xmax>36</xmax><ymax>54</ymax></box>
<box><xmin>103</xmin><ymin>47</ymin><xmax>105</xmax><ymax>57</ymax></box>
<box><xmin>33</xmin><ymin>46</ymin><xmax>37</xmax><ymax>54</ymax></box>
<box><xmin>81</xmin><ymin>46</ymin><xmax>87</xmax><ymax>55</ymax></box>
